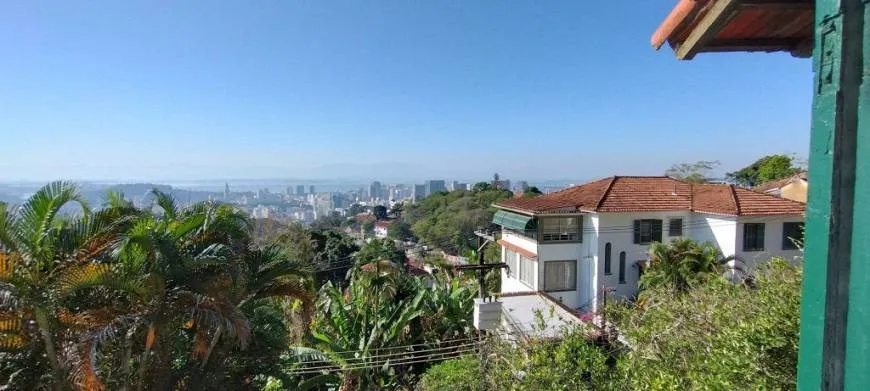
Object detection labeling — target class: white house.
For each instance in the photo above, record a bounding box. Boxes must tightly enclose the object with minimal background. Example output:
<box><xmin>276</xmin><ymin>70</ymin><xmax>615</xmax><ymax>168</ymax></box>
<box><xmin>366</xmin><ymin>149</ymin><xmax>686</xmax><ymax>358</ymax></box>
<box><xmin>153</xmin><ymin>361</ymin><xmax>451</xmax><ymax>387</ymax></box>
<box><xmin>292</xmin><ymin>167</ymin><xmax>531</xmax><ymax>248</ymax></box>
<box><xmin>374</xmin><ymin>220</ymin><xmax>392</xmax><ymax>239</ymax></box>
<box><xmin>493</xmin><ymin>176</ymin><xmax>805</xmax><ymax>313</ymax></box>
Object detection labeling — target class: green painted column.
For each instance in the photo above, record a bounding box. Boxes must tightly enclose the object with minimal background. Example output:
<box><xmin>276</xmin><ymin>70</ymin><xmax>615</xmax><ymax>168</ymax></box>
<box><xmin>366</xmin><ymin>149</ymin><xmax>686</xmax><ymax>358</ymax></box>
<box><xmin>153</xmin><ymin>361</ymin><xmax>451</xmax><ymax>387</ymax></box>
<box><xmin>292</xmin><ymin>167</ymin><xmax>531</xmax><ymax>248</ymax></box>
<box><xmin>797</xmin><ymin>0</ymin><xmax>868</xmax><ymax>389</ymax></box>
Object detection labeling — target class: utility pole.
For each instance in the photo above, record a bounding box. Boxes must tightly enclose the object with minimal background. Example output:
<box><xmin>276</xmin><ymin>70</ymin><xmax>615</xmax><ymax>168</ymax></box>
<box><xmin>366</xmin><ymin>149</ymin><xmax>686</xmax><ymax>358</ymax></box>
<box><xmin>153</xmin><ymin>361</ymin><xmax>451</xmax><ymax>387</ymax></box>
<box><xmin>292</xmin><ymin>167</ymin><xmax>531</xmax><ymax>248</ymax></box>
<box><xmin>456</xmin><ymin>229</ymin><xmax>506</xmax><ymax>391</ymax></box>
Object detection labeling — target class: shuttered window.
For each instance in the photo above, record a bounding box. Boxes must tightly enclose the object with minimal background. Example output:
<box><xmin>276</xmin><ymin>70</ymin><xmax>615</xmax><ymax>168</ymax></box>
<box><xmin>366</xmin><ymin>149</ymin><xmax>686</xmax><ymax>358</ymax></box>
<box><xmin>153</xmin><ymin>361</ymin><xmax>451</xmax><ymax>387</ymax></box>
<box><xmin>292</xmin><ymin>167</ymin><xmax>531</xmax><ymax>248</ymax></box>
<box><xmin>618</xmin><ymin>252</ymin><xmax>627</xmax><ymax>284</ymax></box>
<box><xmin>519</xmin><ymin>255</ymin><xmax>536</xmax><ymax>287</ymax></box>
<box><xmin>743</xmin><ymin>223</ymin><xmax>766</xmax><ymax>252</ymax></box>
<box><xmin>782</xmin><ymin>222</ymin><xmax>804</xmax><ymax>250</ymax></box>
<box><xmin>633</xmin><ymin>219</ymin><xmax>663</xmax><ymax>244</ymax></box>
<box><xmin>604</xmin><ymin>243</ymin><xmax>612</xmax><ymax>275</ymax></box>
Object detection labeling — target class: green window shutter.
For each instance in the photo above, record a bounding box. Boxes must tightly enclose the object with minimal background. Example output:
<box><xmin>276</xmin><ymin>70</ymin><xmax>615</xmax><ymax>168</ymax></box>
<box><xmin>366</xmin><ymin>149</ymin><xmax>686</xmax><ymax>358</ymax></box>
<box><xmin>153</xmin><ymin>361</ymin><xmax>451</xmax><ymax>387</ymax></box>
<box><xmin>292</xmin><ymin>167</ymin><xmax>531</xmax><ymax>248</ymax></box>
<box><xmin>652</xmin><ymin>220</ymin><xmax>663</xmax><ymax>243</ymax></box>
<box><xmin>633</xmin><ymin>220</ymin><xmax>641</xmax><ymax>244</ymax></box>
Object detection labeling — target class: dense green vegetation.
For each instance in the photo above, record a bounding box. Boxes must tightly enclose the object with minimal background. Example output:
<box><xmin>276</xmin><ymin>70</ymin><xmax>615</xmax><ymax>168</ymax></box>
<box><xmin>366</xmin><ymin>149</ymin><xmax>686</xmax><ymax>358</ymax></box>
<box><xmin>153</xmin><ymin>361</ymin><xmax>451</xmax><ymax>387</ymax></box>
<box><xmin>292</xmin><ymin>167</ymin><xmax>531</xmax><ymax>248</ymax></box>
<box><xmin>0</xmin><ymin>182</ymin><xmax>310</xmax><ymax>390</ymax></box>
<box><xmin>421</xmin><ymin>240</ymin><xmax>803</xmax><ymax>391</ymax></box>
<box><xmin>1</xmin><ymin>183</ymin><xmax>803</xmax><ymax>390</ymax></box>
<box><xmin>727</xmin><ymin>154</ymin><xmax>804</xmax><ymax>187</ymax></box>
<box><xmin>401</xmin><ymin>188</ymin><xmax>512</xmax><ymax>255</ymax></box>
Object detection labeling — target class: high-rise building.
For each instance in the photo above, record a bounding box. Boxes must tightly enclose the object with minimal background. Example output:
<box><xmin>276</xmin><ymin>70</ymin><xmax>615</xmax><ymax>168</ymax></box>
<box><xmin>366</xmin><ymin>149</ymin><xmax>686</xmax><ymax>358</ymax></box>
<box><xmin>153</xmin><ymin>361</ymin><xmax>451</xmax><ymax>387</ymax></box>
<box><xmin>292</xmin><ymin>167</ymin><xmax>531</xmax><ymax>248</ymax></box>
<box><xmin>449</xmin><ymin>181</ymin><xmax>467</xmax><ymax>192</ymax></box>
<box><xmin>309</xmin><ymin>185</ymin><xmax>316</xmax><ymax>195</ymax></box>
<box><xmin>296</xmin><ymin>185</ymin><xmax>305</xmax><ymax>195</ymax></box>
<box><xmin>516</xmin><ymin>181</ymin><xmax>530</xmax><ymax>192</ymax></box>
<box><xmin>369</xmin><ymin>181</ymin><xmax>383</xmax><ymax>200</ymax></box>
<box><xmin>491</xmin><ymin>173</ymin><xmax>510</xmax><ymax>190</ymax></box>
<box><xmin>412</xmin><ymin>184</ymin><xmax>427</xmax><ymax>201</ymax></box>
<box><xmin>224</xmin><ymin>183</ymin><xmax>230</xmax><ymax>199</ymax></box>
<box><xmin>425</xmin><ymin>180</ymin><xmax>446</xmax><ymax>195</ymax></box>
<box><xmin>286</xmin><ymin>186</ymin><xmax>293</xmax><ymax>196</ymax></box>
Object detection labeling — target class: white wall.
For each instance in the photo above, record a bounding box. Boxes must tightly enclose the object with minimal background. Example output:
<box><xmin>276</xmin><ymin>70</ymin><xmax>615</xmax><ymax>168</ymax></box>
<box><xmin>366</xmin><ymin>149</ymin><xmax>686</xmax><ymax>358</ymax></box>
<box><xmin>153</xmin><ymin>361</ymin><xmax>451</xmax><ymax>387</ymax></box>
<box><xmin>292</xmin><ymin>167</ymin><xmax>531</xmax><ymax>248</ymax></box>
<box><xmin>500</xmin><ymin>229</ymin><xmax>537</xmax><ymax>294</ymax></box>
<box><xmin>502</xmin><ymin>230</ymin><xmax>537</xmax><ymax>254</ymax></box>
<box><xmin>597</xmin><ymin>211</ymin><xmax>693</xmax><ymax>300</ymax></box>
<box><xmin>690</xmin><ymin>215</ymin><xmax>738</xmax><ymax>256</ymax></box>
<box><xmin>735</xmin><ymin>215</ymin><xmax>804</xmax><ymax>270</ymax></box>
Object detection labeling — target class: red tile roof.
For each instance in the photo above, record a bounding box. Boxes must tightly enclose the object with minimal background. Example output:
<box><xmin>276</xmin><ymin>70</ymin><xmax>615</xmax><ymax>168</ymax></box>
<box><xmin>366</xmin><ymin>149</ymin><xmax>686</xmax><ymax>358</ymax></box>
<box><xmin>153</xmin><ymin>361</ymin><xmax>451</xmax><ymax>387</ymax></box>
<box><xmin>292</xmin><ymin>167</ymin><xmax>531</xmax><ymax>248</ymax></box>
<box><xmin>374</xmin><ymin>220</ymin><xmax>393</xmax><ymax>229</ymax></box>
<box><xmin>496</xmin><ymin>176</ymin><xmax>805</xmax><ymax>217</ymax></box>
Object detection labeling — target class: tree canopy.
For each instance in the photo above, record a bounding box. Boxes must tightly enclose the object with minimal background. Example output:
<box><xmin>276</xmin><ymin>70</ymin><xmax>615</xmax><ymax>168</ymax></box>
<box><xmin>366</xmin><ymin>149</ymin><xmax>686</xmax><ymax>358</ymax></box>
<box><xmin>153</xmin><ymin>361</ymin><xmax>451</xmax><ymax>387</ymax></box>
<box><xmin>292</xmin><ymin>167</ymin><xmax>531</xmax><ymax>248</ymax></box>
<box><xmin>665</xmin><ymin>160</ymin><xmax>720</xmax><ymax>183</ymax></box>
<box><xmin>726</xmin><ymin>154</ymin><xmax>804</xmax><ymax>187</ymax></box>
<box><xmin>402</xmin><ymin>188</ymin><xmax>512</xmax><ymax>254</ymax></box>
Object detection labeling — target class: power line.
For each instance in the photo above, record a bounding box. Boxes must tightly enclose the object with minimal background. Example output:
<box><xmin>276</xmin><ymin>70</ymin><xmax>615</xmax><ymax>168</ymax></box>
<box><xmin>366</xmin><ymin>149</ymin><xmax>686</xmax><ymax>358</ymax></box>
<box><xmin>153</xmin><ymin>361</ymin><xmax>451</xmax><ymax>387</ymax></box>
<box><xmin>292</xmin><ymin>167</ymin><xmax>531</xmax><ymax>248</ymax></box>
<box><xmin>286</xmin><ymin>347</ymin><xmax>480</xmax><ymax>376</ymax></box>
<box><xmin>289</xmin><ymin>340</ymin><xmax>481</xmax><ymax>366</ymax></box>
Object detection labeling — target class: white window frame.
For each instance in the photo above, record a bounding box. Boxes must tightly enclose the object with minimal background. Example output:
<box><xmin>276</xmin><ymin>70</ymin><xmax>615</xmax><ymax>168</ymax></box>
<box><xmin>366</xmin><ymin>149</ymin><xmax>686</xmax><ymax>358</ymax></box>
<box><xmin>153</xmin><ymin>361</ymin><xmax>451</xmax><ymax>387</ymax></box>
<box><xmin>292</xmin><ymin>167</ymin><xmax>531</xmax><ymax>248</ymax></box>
<box><xmin>518</xmin><ymin>255</ymin><xmax>536</xmax><ymax>288</ymax></box>
<box><xmin>540</xmin><ymin>217</ymin><xmax>581</xmax><ymax>242</ymax></box>
<box><xmin>543</xmin><ymin>260</ymin><xmax>577</xmax><ymax>292</ymax></box>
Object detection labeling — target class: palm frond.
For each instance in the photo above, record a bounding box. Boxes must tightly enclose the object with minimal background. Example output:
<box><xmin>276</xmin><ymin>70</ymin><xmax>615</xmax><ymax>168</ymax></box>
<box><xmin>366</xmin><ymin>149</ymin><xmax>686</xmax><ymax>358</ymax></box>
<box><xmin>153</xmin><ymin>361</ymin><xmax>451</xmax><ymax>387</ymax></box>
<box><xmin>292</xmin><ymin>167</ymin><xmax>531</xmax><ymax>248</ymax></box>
<box><xmin>69</xmin><ymin>340</ymin><xmax>105</xmax><ymax>391</ymax></box>
<box><xmin>0</xmin><ymin>203</ymin><xmax>16</xmax><ymax>251</ymax></box>
<box><xmin>0</xmin><ymin>333</ymin><xmax>26</xmax><ymax>351</ymax></box>
<box><xmin>0</xmin><ymin>252</ymin><xmax>17</xmax><ymax>282</ymax></box>
<box><xmin>0</xmin><ymin>310</ymin><xmax>23</xmax><ymax>332</ymax></box>
<box><xmin>55</xmin><ymin>264</ymin><xmax>112</xmax><ymax>294</ymax></box>
<box><xmin>16</xmin><ymin>181</ymin><xmax>89</xmax><ymax>253</ymax></box>
<box><xmin>150</xmin><ymin>189</ymin><xmax>178</xmax><ymax>220</ymax></box>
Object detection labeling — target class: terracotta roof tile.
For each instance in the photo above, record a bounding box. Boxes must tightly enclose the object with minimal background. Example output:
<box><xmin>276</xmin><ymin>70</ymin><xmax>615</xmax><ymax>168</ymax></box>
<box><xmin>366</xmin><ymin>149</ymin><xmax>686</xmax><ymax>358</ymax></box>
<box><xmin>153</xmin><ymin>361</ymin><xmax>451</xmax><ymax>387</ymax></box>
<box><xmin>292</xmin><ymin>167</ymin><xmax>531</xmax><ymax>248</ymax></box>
<box><xmin>496</xmin><ymin>176</ymin><xmax>805</xmax><ymax>217</ymax></box>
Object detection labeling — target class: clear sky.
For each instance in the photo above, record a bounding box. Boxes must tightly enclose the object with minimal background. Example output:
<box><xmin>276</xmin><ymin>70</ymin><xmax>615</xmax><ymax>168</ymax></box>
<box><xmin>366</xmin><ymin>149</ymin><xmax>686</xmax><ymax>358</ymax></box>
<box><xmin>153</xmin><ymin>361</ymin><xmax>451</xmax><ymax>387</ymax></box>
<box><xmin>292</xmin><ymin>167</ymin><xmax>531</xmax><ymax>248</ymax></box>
<box><xmin>0</xmin><ymin>1</ymin><xmax>812</xmax><ymax>183</ymax></box>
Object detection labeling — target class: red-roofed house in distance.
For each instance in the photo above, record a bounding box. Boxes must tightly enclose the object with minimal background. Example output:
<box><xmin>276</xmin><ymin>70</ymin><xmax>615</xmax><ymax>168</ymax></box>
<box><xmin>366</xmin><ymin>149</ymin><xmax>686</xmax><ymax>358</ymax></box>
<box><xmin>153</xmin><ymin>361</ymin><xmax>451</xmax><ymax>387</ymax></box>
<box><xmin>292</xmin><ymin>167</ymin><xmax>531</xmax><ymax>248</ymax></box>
<box><xmin>492</xmin><ymin>176</ymin><xmax>805</xmax><ymax>312</ymax></box>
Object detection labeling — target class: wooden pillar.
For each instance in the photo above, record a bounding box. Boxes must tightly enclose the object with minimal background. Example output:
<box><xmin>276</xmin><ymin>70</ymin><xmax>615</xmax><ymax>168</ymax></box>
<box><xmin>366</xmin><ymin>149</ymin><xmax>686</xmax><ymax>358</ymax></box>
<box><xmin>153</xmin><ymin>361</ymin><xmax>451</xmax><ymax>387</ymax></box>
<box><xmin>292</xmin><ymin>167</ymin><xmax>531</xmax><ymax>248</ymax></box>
<box><xmin>797</xmin><ymin>0</ymin><xmax>869</xmax><ymax>389</ymax></box>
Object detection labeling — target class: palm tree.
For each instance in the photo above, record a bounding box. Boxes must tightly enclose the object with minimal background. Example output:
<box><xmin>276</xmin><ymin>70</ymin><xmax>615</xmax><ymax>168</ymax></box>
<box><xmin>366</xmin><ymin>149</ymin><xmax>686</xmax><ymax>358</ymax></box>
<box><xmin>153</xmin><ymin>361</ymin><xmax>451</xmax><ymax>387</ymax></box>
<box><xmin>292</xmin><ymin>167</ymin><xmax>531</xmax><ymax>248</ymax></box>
<box><xmin>95</xmin><ymin>190</ymin><xmax>256</xmax><ymax>390</ymax></box>
<box><xmin>190</xmin><ymin>246</ymin><xmax>313</xmax><ymax>378</ymax></box>
<box><xmin>639</xmin><ymin>238</ymin><xmax>738</xmax><ymax>294</ymax></box>
<box><xmin>0</xmin><ymin>182</ymin><xmax>133</xmax><ymax>390</ymax></box>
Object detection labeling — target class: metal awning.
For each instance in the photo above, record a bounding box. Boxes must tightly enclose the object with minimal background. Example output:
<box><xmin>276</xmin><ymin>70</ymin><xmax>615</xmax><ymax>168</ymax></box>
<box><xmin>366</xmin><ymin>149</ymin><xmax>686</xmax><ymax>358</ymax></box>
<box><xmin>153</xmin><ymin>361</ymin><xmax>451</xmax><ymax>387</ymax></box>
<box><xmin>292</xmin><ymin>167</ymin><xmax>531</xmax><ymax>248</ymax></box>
<box><xmin>492</xmin><ymin>210</ymin><xmax>536</xmax><ymax>231</ymax></box>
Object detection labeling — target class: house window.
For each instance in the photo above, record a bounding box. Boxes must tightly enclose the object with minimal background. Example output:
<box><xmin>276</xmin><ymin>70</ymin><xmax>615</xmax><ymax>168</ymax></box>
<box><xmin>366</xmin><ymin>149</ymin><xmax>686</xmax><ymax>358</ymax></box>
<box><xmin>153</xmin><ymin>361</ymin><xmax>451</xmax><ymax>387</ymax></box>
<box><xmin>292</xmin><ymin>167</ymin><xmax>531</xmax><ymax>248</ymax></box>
<box><xmin>782</xmin><ymin>222</ymin><xmax>804</xmax><ymax>250</ymax></box>
<box><xmin>743</xmin><ymin>223</ymin><xmax>766</xmax><ymax>252</ymax></box>
<box><xmin>504</xmin><ymin>249</ymin><xmax>518</xmax><ymax>277</ymax></box>
<box><xmin>541</xmin><ymin>217</ymin><xmax>581</xmax><ymax>242</ymax></box>
<box><xmin>633</xmin><ymin>219</ymin><xmax>663</xmax><ymax>244</ymax></box>
<box><xmin>618</xmin><ymin>252</ymin><xmax>626</xmax><ymax>284</ymax></box>
<box><xmin>544</xmin><ymin>260</ymin><xmax>577</xmax><ymax>292</ymax></box>
<box><xmin>604</xmin><ymin>243</ymin><xmax>612</xmax><ymax>275</ymax></box>
<box><xmin>668</xmin><ymin>218</ymin><xmax>683</xmax><ymax>236</ymax></box>
<box><xmin>519</xmin><ymin>255</ymin><xmax>536</xmax><ymax>287</ymax></box>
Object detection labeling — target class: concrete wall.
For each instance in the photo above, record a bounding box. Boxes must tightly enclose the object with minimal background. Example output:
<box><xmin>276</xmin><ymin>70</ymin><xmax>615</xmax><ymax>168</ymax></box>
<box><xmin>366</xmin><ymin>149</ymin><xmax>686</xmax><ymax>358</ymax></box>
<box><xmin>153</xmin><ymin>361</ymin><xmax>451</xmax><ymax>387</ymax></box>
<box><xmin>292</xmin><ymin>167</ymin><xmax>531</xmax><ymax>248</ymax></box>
<box><xmin>781</xmin><ymin>180</ymin><xmax>808</xmax><ymax>203</ymax></box>
<box><xmin>500</xmin><ymin>229</ymin><xmax>537</xmax><ymax>294</ymax></box>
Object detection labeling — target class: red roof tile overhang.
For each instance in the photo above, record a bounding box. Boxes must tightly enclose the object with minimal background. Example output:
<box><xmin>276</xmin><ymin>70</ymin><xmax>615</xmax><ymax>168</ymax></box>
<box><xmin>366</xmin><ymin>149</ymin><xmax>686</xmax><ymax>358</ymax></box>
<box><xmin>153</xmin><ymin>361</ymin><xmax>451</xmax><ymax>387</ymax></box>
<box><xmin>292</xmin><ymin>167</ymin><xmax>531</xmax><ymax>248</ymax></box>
<box><xmin>497</xmin><ymin>239</ymin><xmax>537</xmax><ymax>260</ymax></box>
<box><xmin>651</xmin><ymin>0</ymin><xmax>814</xmax><ymax>60</ymax></box>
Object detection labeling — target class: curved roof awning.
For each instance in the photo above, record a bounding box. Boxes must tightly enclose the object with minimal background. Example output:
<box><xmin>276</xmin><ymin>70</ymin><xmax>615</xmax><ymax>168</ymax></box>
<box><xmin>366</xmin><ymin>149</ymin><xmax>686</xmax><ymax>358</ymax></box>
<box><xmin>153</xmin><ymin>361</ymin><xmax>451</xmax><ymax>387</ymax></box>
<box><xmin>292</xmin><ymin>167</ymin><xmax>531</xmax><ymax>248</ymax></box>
<box><xmin>492</xmin><ymin>210</ymin><xmax>536</xmax><ymax>231</ymax></box>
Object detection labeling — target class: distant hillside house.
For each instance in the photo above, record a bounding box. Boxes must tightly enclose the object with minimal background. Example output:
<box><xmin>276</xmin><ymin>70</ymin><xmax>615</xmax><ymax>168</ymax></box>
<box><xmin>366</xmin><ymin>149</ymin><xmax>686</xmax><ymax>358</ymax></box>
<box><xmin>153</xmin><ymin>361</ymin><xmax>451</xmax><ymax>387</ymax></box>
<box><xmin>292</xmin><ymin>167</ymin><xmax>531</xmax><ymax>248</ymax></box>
<box><xmin>753</xmin><ymin>172</ymin><xmax>808</xmax><ymax>203</ymax></box>
<box><xmin>374</xmin><ymin>220</ymin><xmax>393</xmax><ymax>239</ymax></box>
<box><xmin>492</xmin><ymin>176</ymin><xmax>805</xmax><ymax>312</ymax></box>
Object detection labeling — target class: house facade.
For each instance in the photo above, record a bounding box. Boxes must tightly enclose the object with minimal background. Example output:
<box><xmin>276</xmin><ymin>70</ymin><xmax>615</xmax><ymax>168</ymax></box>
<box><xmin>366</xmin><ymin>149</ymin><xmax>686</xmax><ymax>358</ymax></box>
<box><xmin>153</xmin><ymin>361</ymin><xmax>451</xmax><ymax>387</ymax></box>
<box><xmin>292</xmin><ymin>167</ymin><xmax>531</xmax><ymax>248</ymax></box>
<box><xmin>374</xmin><ymin>220</ymin><xmax>392</xmax><ymax>239</ymax></box>
<box><xmin>493</xmin><ymin>176</ymin><xmax>806</xmax><ymax>312</ymax></box>
<box><xmin>754</xmin><ymin>172</ymin><xmax>808</xmax><ymax>203</ymax></box>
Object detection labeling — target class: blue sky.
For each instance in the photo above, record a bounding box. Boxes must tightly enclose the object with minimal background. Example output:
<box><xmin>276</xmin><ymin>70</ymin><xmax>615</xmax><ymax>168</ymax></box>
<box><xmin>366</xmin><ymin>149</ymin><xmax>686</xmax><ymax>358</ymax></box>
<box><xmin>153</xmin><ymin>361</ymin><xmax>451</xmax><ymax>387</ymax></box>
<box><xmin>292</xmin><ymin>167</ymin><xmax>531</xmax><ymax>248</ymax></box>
<box><xmin>0</xmin><ymin>1</ymin><xmax>812</xmax><ymax>182</ymax></box>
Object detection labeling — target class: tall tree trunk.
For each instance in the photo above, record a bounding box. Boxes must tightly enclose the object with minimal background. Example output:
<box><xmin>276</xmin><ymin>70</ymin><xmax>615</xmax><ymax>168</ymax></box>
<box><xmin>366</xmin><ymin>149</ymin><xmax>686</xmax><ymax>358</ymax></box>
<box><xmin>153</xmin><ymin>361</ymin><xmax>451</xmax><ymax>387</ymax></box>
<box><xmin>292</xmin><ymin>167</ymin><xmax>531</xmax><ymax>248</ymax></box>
<box><xmin>200</xmin><ymin>326</ymin><xmax>222</xmax><ymax>369</ymax></box>
<box><xmin>34</xmin><ymin>307</ymin><xmax>65</xmax><ymax>391</ymax></box>
<box><xmin>135</xmin><ymin>325</ymin><xmax>156</xmax><ymax>391</ymax></box>
<box><xmin>119</xmin><ymin>327</ymin><xmax>134</xmax><ymax>391</ymax></box>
